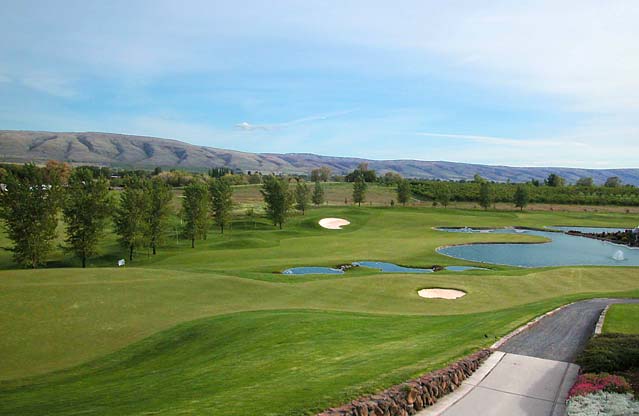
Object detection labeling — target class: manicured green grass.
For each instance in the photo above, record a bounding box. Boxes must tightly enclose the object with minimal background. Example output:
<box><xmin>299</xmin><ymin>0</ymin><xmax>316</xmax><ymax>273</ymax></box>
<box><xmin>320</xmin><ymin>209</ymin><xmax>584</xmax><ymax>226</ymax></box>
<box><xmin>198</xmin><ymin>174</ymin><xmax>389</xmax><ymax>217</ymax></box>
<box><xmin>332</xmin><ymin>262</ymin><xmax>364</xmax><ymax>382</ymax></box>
<box><xmin>603</xmin><ymin>304</ymin><xmax>639</xmax><ymax>334</ymax></box>
<box><xmin>1</xmin><ymin>205</ymin><xmax>638</xmax><ymax>415</ymax></box>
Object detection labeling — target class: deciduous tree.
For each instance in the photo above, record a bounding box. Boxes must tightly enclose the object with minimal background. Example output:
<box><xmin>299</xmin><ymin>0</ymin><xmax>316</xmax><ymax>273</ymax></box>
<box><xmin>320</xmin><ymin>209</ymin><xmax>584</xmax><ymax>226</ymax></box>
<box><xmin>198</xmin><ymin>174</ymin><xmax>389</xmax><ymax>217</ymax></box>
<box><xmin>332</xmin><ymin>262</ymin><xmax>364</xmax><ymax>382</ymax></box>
<box><xmin>479</xmin><ymin>182</ymin><xmax>492</xmax><ymax>210</ymax></box>
<box><xmin>295</xmin><ymin>181</ymin><xmax>310</xmax><ymax>214</ymax></box>
<box><xmin>63</xmin><ymin>169</ymin><xmax>112</xmax><ymax>267</ymax></box>
<box><xmin>397</xmin><ymin>179</ymin><xmax>411</xmax><ymax>206</ymax></box>
<box><xmin>605</xmin><ymin>177</ymin><xmax>622</xmax><ymax>188</ymax></box>
<box><xmin>514</xmin><ymin>185</ymin><xmax>529</xmax><ymax>211</ymax></box>
<box><xmin>576</xmin><ymin>177</ymin><xmax>594</xmax><ymax>187</ymax></box>
<box><xmin>147</xmin><ymin>179</ymin><xmax>173</xmax><ymax>254</ymax></box>
<box><xmin>261</xmin><ymin>176</ymin><xmax>293</xmax><ymax>229</ymax></box>
<box><xmin>182</xmin><ymin>182</ymin><xmax>209</xmax><ymax>247</ymax></box>
<box><xmin>352</xmin><ymin>172</ymin><xmax>367</xmax><ymax>206</ymax></box>
<box><xmin>114</xmin><ymin>178</ymin><xmax>151</xmax><ymax>261</ymax></box>
<box><xmin>545</xmin><ymin>173</ymin><xmax>565</xmax><ymax>187</ymax></box>
<box><xmin>209</xmin><ymin>177</ymin><xmax>233</xmax><ymax>234</ymax></box>
<box><xmin>312</xmin><ymin>181</ymin><xmax>325</xmax><ymax>206</ymax></box>
<box><xmin>0</xmin><ymin>164</ymin><xmax>62</xmax><ymax>268</ymax></box>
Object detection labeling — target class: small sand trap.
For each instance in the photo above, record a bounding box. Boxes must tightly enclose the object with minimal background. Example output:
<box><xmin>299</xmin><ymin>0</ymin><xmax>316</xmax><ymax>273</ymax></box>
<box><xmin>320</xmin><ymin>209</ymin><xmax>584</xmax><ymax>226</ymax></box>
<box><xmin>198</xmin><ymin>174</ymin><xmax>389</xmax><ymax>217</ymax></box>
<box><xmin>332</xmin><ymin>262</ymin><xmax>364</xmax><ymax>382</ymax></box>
<box><xmin>319</xmin><ymin>218</ymin><xmax>351</xmax><ymax>230</ymax></box>
<box><xmin>418</xmin><ymin>288</ymin><xmax>466</xmax><ymax>299</ymax></box>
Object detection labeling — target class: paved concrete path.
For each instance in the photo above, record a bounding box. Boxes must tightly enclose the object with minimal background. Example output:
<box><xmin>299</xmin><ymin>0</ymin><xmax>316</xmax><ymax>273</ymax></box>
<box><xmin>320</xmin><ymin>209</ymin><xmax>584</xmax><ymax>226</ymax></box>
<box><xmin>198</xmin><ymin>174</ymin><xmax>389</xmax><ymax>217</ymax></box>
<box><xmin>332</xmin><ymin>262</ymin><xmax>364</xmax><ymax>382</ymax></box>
<box><xmin>418</xmin><ymin>298</ymin><xmax>639</xmax><ymax>416</ymax></box>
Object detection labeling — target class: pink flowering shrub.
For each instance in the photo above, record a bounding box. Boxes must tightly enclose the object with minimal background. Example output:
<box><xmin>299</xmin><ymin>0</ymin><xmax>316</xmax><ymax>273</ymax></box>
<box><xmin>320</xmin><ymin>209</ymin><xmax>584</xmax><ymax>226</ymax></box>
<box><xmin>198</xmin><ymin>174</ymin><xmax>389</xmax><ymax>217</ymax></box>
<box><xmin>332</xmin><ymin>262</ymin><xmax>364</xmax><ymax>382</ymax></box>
<box><xmin>568</xmin><ymin>373</ymin><xmax>632</xmax><ymax>398</ymax></box>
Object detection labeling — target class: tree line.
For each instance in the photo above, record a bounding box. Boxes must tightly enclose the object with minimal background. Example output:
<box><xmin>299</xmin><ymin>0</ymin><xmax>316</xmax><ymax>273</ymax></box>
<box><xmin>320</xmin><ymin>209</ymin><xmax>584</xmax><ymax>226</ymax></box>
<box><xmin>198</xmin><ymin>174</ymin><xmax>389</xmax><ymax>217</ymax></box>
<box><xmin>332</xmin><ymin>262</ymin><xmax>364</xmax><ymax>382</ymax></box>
<box><xmin>0</xmin><ymin>164</ymin><xmax>334</xmax><ymax>268</ymax></box>
<box><xmin>411</xmin><ymin>174</ymin><xmax>639</xmax><ymax>207</ymax></box>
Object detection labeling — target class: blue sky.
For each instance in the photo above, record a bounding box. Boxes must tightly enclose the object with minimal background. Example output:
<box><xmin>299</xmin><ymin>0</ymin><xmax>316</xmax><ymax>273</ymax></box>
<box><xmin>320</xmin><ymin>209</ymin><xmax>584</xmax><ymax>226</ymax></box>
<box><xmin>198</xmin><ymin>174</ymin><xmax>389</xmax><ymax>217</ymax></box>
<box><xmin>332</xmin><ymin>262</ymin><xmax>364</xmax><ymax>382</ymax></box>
<box><xmin>1</xmin><ymin>1</ymin><xmax>638</xmax><ymax>167</ymax></box>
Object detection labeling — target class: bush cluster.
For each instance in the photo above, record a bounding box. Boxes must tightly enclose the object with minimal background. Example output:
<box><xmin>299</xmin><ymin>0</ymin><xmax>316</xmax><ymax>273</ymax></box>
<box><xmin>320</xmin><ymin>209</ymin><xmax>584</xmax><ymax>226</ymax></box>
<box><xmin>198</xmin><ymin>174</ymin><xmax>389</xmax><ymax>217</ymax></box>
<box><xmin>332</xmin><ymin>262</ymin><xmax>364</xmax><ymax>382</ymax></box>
<box><xmin>576</xmin><ymin>334</ymin><xmax>639</xmax><ymax>373</ymax></box>
<box><xmin>567</xmin><ymin>391</ymin><xmax>639</xmax><ymax>416</ymax></box>
<box><xmin>568</xmin><ymin>373</ymin><xmax>632</xmax><ymax>398</ymax></box>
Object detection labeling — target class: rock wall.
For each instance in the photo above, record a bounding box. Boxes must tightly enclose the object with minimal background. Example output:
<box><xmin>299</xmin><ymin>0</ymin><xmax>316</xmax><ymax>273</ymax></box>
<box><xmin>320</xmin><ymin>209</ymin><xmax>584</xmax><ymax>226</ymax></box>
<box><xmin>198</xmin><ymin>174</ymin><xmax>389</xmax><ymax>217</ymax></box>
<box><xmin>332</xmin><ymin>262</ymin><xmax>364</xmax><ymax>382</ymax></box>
<box><xmin>317</xmin><ymin>349</ymin><xmax>491</xmax><ymax>416</ymax></box>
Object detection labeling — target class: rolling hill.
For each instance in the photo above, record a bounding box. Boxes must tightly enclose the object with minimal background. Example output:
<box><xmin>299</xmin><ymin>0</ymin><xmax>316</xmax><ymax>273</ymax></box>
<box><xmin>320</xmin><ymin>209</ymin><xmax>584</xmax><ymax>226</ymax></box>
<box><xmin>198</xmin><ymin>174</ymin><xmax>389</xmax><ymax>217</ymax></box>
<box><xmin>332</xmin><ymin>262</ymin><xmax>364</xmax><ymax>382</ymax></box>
<box><xmin>1</xmin><ymin>130</ymin><xmax>639</xmax><ymax>185</ymax></box>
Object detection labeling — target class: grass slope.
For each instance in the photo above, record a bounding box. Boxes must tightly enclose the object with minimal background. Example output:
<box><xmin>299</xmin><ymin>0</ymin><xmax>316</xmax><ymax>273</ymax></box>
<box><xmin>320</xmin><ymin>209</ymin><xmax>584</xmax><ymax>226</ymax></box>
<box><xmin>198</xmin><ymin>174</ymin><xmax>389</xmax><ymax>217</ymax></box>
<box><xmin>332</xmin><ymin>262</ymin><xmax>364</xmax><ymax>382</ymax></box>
<box><xmin>603</xmin><ymin>304</ymin><xmax>639</xmax><ymax>334</ymax></box>
<box><xmin>1</xmin><ymin>205</ymin><xmax>639</xmax><ymax>414</ymax></box>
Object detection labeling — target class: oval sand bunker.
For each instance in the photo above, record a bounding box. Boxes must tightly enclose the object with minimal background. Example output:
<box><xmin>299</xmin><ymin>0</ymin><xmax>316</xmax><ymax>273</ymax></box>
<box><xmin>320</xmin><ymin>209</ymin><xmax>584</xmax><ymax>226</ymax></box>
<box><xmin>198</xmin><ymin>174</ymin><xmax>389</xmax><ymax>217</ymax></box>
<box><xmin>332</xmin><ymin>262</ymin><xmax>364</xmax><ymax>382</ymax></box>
<box><xmin>418</xmin><ymin>288</ymin><xmax>466</xmax><ymax>299</ymax></box>
<box><xmin>319</xmin><ymin>218</ymin><xmax>350</xmax><ymax>230</ymax></box>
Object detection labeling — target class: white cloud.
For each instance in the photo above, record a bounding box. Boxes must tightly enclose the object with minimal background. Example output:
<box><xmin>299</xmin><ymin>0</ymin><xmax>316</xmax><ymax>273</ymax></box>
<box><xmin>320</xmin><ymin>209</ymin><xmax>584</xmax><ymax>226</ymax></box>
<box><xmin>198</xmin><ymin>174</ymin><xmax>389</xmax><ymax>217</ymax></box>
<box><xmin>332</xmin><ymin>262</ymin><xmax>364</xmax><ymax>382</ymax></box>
<box><xmin>414</xmin><ymin>132</ymin><xmax>588</xmax><ymax>149</ymax></box>
<box><xmin>235</xmin><ymin>110</ymin><xmax>356</xmax><ymax>131</ymax></box>
<box><xmin>21</xmin><ymin>73</ymin><xmax>77</xmax><ymax>98</ymax></box>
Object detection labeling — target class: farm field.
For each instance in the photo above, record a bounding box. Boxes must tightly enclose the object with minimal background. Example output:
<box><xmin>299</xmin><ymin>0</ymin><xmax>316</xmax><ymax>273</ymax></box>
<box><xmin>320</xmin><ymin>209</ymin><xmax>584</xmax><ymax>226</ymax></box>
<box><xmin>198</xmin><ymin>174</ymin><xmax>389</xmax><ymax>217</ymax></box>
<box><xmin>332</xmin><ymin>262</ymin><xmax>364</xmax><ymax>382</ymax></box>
<box><xmin>232</xmin><ymin>182</ymin><xmax>639</xmax><ymax>214</ymax></box>
<box><xmin>1</xmin><ymin>205</ymin><xmax>639</xmax><ymax>415</ymax></box>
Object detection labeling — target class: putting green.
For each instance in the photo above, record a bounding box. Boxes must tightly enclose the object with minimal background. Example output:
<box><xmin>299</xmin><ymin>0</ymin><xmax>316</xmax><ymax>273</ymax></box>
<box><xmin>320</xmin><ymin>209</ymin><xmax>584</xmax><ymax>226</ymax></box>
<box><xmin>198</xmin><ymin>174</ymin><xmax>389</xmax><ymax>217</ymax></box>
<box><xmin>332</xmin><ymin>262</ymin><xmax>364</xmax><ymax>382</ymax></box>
<box><xmin>1</xmin><ymin>206</ymin><xmax>638</xmax><ymax>415</ymax></box>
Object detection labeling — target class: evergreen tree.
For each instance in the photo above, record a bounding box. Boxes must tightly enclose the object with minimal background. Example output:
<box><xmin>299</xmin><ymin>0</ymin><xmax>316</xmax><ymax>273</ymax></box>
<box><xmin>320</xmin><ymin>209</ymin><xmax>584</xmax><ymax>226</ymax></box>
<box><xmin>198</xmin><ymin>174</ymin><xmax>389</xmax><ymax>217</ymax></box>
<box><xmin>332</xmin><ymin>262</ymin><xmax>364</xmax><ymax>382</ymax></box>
<box><xmin>352</xmin><ymin>172</ymin><xmax>367</xmax><ymax>206</ymax></box>
<box><xmin>479</xmin><ymin>182</ymin><xmax>492</xmax><ymax>210</ymax></box>
<box><xmin>397</xmin><ymin>179</ymin><xmax>411</xmax><ymax>206</ymax></box>
<box><xmin>182</xmin><ymin>182</ymin><xmax>209</xmax><ymax>247</ymax></box>
<box><xmin>147</xmin><ymin>179</ymin><xmax>172</xmax><ymax>254</ymax></box>
<box><xmin>312</xmin><ymin>180</ymin><xmax>325</xmax><ymax>206</ymax></box>
<box><xmin>63</xmin><ymin>169</ymin><xmax>112</xmax><ymax>267</ymax></box>
<box><xmin>209</xmin><ymin>177</ymin><xmax>233</xmax><ymax>234</ymax></box>
<box><xmin>513</xmin><ymin>185</ymin><xmax>529</xmax><ymax>211</ymax></box>
<box><xmin>295</xmin><ymin>181</ymin><xmax>310</xmax><ymax>214</ymax></box>
<box><xmin>114</xmin><ymin>178</ymin><xmax>151</xmax><ymax>261</ymax></box>
<box><xmin>261</xmin><ymin>176</ymin><xmax>293</xmax><ymax>229</ymax></box>
<box><xmin>0</xmin><ymin>164</ymin><xmax>62</xmax><ymax>268</ymax></box>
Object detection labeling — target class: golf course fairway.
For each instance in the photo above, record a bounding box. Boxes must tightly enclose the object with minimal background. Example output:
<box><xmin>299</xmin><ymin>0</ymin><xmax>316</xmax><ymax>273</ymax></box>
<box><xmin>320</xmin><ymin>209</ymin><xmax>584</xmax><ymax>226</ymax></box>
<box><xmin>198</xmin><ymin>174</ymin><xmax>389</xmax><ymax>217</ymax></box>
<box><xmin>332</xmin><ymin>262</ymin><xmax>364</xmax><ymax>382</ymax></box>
<box><xmin>1</xmin><ymin>206</ymin><xmax>638</xmax><ymax>415</ymax></box>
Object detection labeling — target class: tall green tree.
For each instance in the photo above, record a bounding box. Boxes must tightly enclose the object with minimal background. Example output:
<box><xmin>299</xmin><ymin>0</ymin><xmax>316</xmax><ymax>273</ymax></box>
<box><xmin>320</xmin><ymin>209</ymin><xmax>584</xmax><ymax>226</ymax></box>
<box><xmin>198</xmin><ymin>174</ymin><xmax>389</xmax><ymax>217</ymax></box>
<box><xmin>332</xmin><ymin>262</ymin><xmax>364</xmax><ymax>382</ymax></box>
<box><xmin>261</xmin><ymin>176</ymin><xmax>293</xmax><ymax>229</ymax></box>
<box><xmin>576</xmin><ymin>177</ymin><xmax>594</xmax><ymax>187</ymax></box>
<box><xmin>513</xmin><ymin>185</ymin><xmax>529</xmax><ymax>211</ymax></box>
<box><xmin>479</xmin><ymin>182</ymin><xmax>492</xmax><ymax>210</ymax></box>
<box><xmin>63</xmin><ymin>169</ymin><xmax>112</xmax><ymax>267</ymax></box>
<box><xmin>295</xmin><ymin>181</ymin><xmax>310</xmax><ymax>214</ymax></box>
<box><xmin>352</xmin><ymin>172</ymin><xmax>367</xmax><ymax>207</ymax></box>
<box><xmin>0</xmin><ymin>164</ymin><xmax>62</xmax><ymax>268</ymax></box>
<box><xmin>545</xmin><ymin>173</ymin><xmax>565</xmax><ymax>187</ymax></box>
<box><xmin>396</xmin><ymin>179</ymin><xmax>411</xmax><ymax>206</ymax></box>
<box><xmin>436</xmin><ymin>185</ymin><xmax>450</xmax><ymax>208</ymax></box>
<box><xmin>182</xmin><ymin>182</ymin><xmax>209</xmax><ymax>247</ymax></box>
<box><xmin>209</xmin><ymin>177</ymin><xmax>233</xmax><ymax>234</ymax></box>
<box><xmin>114</xmin><ymin>178</ymin><xmax>151</xmax><ymax>261</ymax></box>
<box><xmin>147</xmin><ymin>179</ymin><xmax>173</xmax><ymax>254</ymax></box>
<box><xmin>312</xmin><ymin>181</ymin><xmax>325</xmax><ymax>206</ymax></box>
<box><xmin>605</xmin><ymin>176</ymin><xmax>622</xmax><ymax>188</ymax></box>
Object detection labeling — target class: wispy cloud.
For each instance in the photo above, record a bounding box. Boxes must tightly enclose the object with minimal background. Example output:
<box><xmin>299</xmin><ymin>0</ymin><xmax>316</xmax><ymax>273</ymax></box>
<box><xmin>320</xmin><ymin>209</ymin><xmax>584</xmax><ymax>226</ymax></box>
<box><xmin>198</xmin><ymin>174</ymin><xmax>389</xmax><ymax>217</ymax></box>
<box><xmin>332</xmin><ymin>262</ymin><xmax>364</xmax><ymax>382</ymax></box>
<box><xmin>235</xmin><ymin>109</ymin><xmax>355</xmax><ymax>131</ymax></box>
<box><xmin>414</xmin><ymin>132</ymin><xmax>589</xmax><ymax>148</ymax></box>
<box><xmin>21</xmin><ymin>73</ymin><xmax>77</xmax><ymax>98</ymax></box>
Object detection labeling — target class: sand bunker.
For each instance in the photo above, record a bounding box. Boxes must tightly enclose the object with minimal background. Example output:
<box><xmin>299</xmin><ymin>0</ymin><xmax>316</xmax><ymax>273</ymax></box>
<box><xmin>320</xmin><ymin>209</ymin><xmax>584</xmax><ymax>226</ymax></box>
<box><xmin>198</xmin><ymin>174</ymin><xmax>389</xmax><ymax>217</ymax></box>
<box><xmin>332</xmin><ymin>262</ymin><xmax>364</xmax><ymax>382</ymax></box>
<box><xmin>319</xmin><ymin>218</ymin><xmax>351</xmax><ymax>230</ymax></box>
<box><xmin>418</xmin><ymin>288</ymin><xmax>466</xmax><ymax>299</ymax></box>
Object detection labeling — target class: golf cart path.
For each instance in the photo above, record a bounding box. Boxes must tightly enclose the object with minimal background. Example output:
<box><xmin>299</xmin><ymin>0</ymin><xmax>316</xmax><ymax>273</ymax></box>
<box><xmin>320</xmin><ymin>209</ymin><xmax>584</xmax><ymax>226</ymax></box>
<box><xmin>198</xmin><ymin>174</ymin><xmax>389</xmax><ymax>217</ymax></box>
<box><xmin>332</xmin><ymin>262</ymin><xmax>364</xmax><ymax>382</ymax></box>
<box><xmin>498</xmin><ymin>298</ymin><xmax>639</xmax><ymax>362</ymax></box>
<box><xmin>418</xmin><ymin>298</ymin><xmax>639</xmax><ymax>416</ymax></box>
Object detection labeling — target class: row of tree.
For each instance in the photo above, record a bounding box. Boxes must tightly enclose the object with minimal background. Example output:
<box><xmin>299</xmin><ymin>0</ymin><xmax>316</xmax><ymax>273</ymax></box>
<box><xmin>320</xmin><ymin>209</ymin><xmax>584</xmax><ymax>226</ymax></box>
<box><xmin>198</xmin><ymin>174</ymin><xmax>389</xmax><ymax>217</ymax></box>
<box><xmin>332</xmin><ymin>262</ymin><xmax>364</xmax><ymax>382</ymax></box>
<box><xmin>412</xmin><ymin>176</ymin><xmax>639</xmax><ymax>207</ymax></box>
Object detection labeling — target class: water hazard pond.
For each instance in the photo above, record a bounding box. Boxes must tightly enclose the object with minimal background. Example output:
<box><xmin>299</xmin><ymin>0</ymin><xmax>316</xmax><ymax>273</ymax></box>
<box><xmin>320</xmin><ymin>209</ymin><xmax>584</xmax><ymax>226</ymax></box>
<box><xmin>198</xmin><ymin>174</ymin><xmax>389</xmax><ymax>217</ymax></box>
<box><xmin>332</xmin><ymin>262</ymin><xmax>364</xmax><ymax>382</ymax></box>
<box><xmin>283</xmin><ymin>262</ymin><xmax>487</xmax><ymax>275</ymax></box>
<box><xmin>437</xmin><ymin>227</ymin><xmax>639</xmax><ymax>268</ymax></box>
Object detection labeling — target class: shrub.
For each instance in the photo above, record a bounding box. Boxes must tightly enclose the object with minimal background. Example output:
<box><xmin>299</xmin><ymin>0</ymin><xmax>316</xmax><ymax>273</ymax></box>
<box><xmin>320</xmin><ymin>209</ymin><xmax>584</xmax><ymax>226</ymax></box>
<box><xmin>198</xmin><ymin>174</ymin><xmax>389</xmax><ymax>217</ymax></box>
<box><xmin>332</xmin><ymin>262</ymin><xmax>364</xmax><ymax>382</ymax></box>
<box><xmin>567</xmin><ymin>391</ymin><xmax>639</xmax><ymax>416</ymax></box>
<box><xmin>569</xmin><ymin>373</ymin><xmax>632</xmax><ymax>398</ymax></box>
<box><xmin>576</xmin><ymin>334</ymin><xmax>639</xmax><ymax>373</ymax></box>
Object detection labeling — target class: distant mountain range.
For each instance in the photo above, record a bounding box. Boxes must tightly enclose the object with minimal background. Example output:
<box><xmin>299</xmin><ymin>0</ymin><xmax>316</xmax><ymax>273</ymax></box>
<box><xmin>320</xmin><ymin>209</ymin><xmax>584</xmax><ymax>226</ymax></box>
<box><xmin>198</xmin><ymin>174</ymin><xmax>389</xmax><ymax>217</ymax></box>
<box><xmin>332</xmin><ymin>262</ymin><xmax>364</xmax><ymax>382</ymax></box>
<box><xmin>2</xmin><ymin>130</ymin><xmax>639</xmax><ymax>185</ymax></box>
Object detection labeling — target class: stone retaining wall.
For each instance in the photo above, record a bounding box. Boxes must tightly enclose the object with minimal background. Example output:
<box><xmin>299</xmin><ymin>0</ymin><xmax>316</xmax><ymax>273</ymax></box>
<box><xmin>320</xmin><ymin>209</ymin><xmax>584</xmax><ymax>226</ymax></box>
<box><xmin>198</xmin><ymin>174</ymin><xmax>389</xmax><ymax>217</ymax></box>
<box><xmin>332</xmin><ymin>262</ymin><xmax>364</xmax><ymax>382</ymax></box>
<box><xmin>317</xmin><ymin>349</ymin><xmax>491</xmax><ymax>416</ymax></box>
